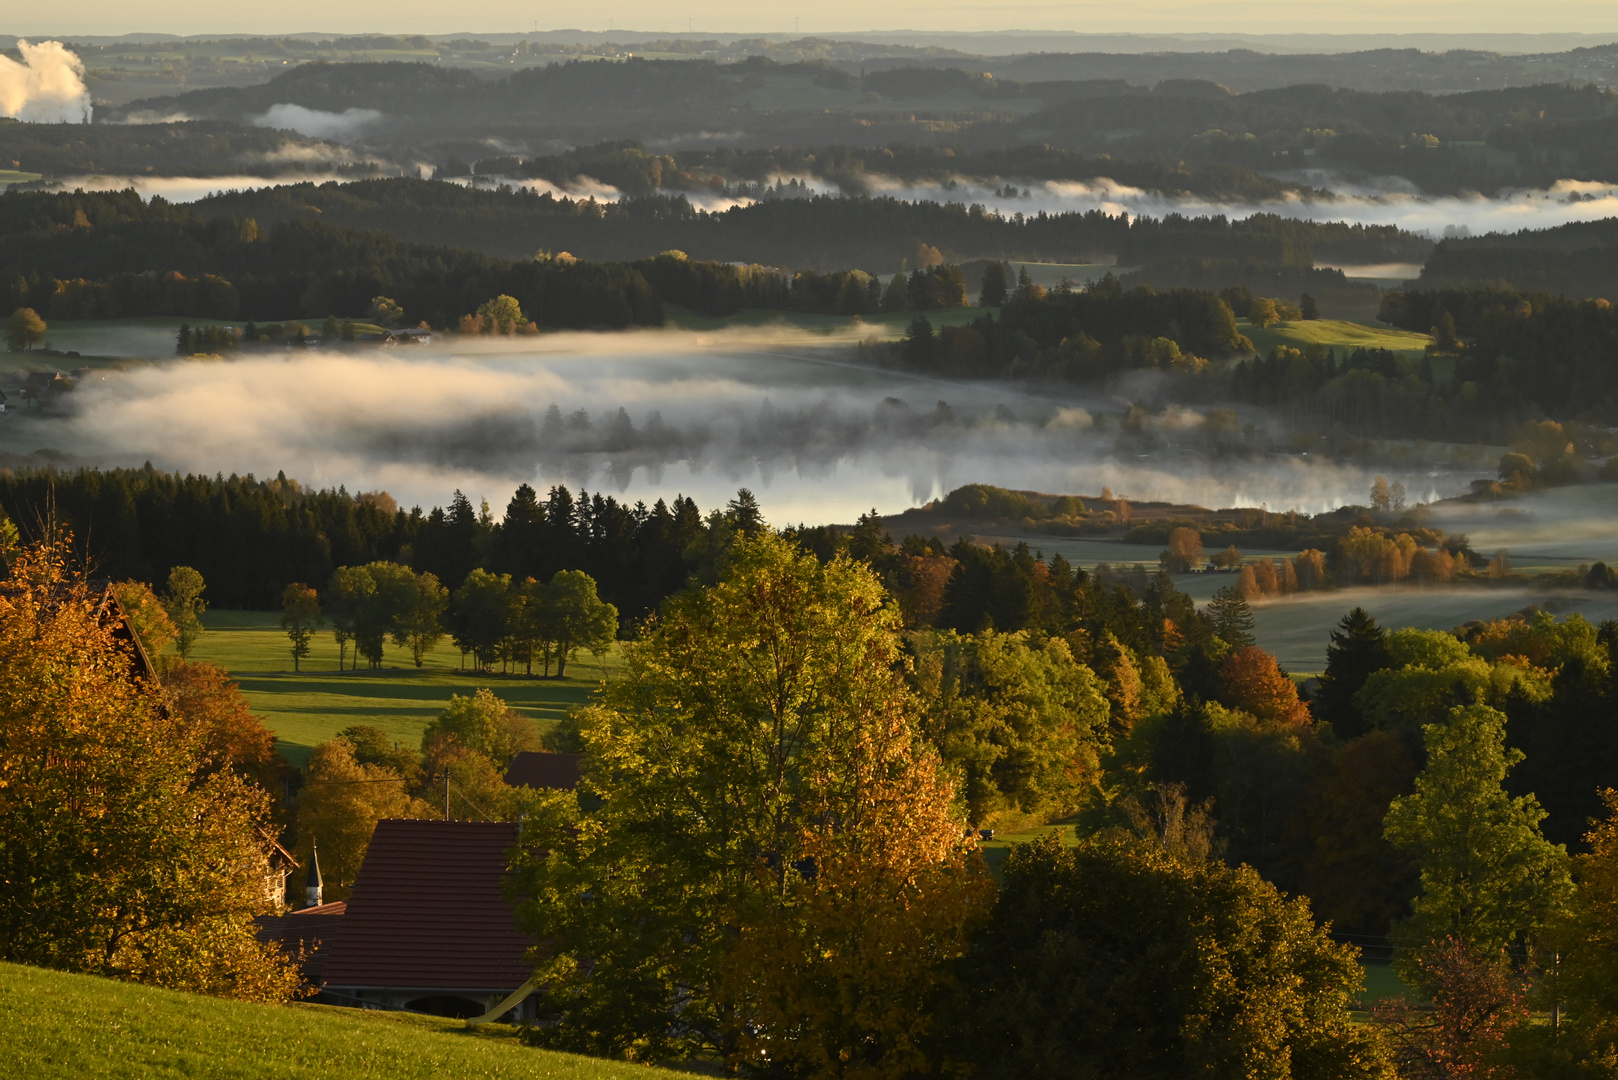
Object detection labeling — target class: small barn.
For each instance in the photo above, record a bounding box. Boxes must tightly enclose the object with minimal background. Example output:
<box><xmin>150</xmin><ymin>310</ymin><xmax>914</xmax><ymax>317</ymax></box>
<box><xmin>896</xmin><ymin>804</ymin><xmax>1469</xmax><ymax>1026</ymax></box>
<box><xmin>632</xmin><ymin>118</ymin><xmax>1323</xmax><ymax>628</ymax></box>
<box><xmin>315</xmin><ymin>819</ymin><xmax>535</xmax><ymax>1019</ymax></box>
<box><xmin>503</xmin><ymin>751</ymin><xmax>582</xmax><ymax>791</ymax></box>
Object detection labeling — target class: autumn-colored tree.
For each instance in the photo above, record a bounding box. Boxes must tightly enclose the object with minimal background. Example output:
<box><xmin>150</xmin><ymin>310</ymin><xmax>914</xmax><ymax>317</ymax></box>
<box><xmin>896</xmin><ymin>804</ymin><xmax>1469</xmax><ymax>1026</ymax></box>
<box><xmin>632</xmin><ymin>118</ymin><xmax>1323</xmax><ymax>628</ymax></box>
<box><xmin>1249</xmin><ymin>296</ymin><xmax>1280</xmax><ymax>328</ymax></box>
<box><xmin>112</xmin><ymin>579</ymin><xmax>177</xmax><ymax>659</ymax></box>
<box><xmin>1253</xmin><ymin>558</ymin><xmax>1280</xmax><ymax>596</ymax></box>
<box><xmin>960</xmin><ymin>834</ymin><xmax>1384</xmax><ymax>1080</ymax></box>
<box><xmin>890</xmin><ymin>552</ymin><xmax>956</xmax><ymax>628</ymax></box>
<box><xmin>1373</xmin><ymin>938</ymin><xmax>1528</xmax><ymax>1080</ymax></box>
<box><xmin>474</xmin><ymin>294</ymin><xmax>525</xmax><ymax>335</ymax></box>
<box><xmin>722</xmin><ymin>679</ymin><xmax>993</xmax><ymax>1080</ymax></box>
<box><xmin>1294</xmin><ymin>548</ymin><xmax>1329</xmax><ymax>591</ymax></box>
<box><xmin>1370</xmin><ymin>475</ymin><xmax>1393</xmax><ymax>512</ymax></box>
<box><xmin>1532</xmin><ymin>789</ymin><xmax>1618</xmax><ymax>1069</ymax></box>
<box><xmin>162</xmin><ymin>565</ymin><xmax>207</xmax><ymax>659</ymax></box>
<box><xmin>1237</xmin><ymin>563</ymin><xmax>1262</xmax><ymax>599</ymax></box>
<box><xmin>1218</xmin><ymin>645</ymin><xmax>1312</xmax><ymax>728</ymax></box>
<box><xmin>1210</xmin><ymin>543</ymin><xmax>1244</xmax><ymax>569</ymax></box>
<box><xmin>511</xmin><ymin>533</ymin><xmax>990</xmax><ymax>1072</ymax></box>
<box><xmin>0</xmin><ymin>538</ymin><xmax>297</xmax><ymax>1000</ymax></box>
<box><xmin>294</xmin><ymin>738</ymin><xmax>432</xmax><ymax>901</ymax></box>
<box><xmin>1160</xmin><ymin>526</ymin><xmax>1205</xmax><ymax>573</ymax></box>
<box><xmin>280</xmin><ymin>582</ymin><xmax>322</xmax><ymax>672</ymax></box>
<box><xmin>161</xmin><ymin>659</ymin><xmax>279</xmax><ymax>786</ymax></box>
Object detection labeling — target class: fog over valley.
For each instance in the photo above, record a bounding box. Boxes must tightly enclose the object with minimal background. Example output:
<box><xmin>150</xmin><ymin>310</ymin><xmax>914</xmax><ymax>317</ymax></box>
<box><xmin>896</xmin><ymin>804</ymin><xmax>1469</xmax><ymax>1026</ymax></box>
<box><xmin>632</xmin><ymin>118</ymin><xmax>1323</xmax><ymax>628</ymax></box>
<box><xmin>23</xmin><ymin>331</ymin><xmax>1481</xmax><ymax>522</ymax></box>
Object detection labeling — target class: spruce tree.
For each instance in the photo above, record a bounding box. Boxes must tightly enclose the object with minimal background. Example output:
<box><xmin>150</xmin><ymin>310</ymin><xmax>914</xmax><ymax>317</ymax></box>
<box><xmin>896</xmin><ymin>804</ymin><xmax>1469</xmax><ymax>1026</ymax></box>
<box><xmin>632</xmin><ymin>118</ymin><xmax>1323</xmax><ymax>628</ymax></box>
<box><xmin>1315</xmin><ymin>607</ymin><xmax>1392</xmax><ymax>739</ymax></box>
<box><xmin>1205</xmin><ymin>585</ymin><xmax>1255</xmax><ymax>649</ymax></box>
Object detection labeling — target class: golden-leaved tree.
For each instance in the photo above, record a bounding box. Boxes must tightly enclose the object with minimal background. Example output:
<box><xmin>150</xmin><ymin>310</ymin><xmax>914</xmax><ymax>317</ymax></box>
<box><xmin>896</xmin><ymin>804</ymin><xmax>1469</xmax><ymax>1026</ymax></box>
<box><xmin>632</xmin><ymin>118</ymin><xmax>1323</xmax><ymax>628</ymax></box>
<box><xmin>0</xmin><ymin>537</ymin><xmax>299</xmax><ymax>1000</ymax></box>
<box><xmin>512</xmin><ymin>532</ymin><xmax>992</xmax><ymax>1075</ymax></box>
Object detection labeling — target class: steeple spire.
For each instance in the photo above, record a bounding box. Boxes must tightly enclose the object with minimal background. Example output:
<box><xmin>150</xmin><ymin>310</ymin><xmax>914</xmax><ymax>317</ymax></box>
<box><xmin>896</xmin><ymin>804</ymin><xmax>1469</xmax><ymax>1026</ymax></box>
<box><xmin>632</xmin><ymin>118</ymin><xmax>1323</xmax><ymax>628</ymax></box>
<box><xmin>305</xmin><ymin>840</ymin><xmax>324</xmax><ymax>909</ymax></box>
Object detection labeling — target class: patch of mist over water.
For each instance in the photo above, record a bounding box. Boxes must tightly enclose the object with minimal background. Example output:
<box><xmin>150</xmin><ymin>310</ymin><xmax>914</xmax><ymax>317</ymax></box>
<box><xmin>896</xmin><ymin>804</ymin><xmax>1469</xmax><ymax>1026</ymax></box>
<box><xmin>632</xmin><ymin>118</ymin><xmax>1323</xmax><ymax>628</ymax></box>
<box><xmin>251</xmin><ymin>104</ymin><xmax>383</xmax><ymax>141</ymax></box>
<box><xmin>1429</xmin><ymin>484</ymin><xmax>1618</xmax><ymax>565</ymax></box>
<box><xmin>43</xmin><ymin>329</ymin><xmax>1481</xmax><ymax>523</ymax></box>
<box><xmin>43</xmin><ymin>174</ymin><xmax>358</xmax><ymax>201</ymax></box>
<box><xmin>854</xmin><ymin>174</ymin><xmax>1618</xmax><ymax>238</ymax></box>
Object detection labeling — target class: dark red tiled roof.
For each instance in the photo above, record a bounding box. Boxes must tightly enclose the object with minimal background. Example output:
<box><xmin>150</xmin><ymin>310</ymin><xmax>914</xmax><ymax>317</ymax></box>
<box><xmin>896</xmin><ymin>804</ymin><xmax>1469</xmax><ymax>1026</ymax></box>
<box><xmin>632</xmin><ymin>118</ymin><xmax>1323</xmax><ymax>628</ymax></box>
<box><xmin>504</xmin><ymin>751</ymin><xmax>582</xmax><ymax>791</ymax></box>
<box><xmin>256</xmin><ymin>902</ymin><xmax>348</xmax><ymax>981</ymax></box>
<box><xmin>319</xmin><ymin>820</ymin><xmax>533</xmax><ymax>992</ymax></box>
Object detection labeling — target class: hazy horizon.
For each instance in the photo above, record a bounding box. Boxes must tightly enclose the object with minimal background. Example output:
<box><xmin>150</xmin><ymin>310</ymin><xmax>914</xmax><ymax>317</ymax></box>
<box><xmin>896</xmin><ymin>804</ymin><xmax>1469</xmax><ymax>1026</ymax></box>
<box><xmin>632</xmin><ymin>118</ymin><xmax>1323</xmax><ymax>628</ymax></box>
<box><xmin>5</xmin><ymin>5</ymin><xmax>1618</xmax><ymax>41</ymax></box>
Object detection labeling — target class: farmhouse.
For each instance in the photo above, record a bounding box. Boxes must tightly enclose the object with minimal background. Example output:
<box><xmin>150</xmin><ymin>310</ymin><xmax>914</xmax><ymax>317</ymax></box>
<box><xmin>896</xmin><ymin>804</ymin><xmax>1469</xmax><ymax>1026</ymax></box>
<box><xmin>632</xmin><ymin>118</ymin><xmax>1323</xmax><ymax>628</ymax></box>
<box><xmin>311</xmin><ymin>819</ymin><xmax>536</xmax><ymax>1019</ymax></box>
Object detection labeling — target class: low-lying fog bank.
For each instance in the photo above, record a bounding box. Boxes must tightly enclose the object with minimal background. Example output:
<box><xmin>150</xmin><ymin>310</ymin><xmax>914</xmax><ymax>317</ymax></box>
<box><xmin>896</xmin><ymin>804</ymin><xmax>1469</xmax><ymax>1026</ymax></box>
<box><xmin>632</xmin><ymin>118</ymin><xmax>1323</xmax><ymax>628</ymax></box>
<box><xmin>23</xmin><ymin>171</ymin><xmax>1618</xmax><ymax>244</ymax></box>
<box><xmin>11</xmin><ymin>330</ymin><xmax>1481</xmax><ymax>523</ymax></box>
<box><xmin>1248</xmin><ymin>585</ymin><xmax>1618</xmax><ymax>673</ymax></box>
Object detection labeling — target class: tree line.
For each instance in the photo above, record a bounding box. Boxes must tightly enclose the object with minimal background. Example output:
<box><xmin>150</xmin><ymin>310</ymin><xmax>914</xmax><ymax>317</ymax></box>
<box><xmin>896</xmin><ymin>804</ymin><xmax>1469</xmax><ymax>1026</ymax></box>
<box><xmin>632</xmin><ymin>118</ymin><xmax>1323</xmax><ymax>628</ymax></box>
<box><xmin>287</xmin><ymin>561</ymin><xmax>617</xmax><ymax>678</ymax></box>
<box><xmin>7</xmin><ymin>492</ymin><xmax>1618</xmax><ymax>1074</ymax></box>
<box><xmin>188</xmin><ymin>177</ymin><xmax>1427</xmax><ymax>270</ymax></box>
<box><xmin>0</xmin><ymin>189</ymin><xmax>987</xmax><ymax>327</ymax></box>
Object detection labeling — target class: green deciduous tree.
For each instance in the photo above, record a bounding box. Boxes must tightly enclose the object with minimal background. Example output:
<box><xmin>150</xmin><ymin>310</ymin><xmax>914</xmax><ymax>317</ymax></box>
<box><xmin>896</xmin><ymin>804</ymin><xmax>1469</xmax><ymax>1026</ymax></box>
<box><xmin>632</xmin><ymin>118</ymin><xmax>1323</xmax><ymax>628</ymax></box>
<box><xmin>475</xmin><ymin>294</ymin><xmax>525</xmax><ymax>334</ymax></box>
<box><xmin>451</xmin><ymin>568</ymin><xmax>512</xmax><ymax>670</ymax></box>
<box><xmin>162</xmin><ymin>565</ymin><xmax>207</xmax><ymax>659</ymax></box>
<box><xmin>112</xmin><ymin>579</ymin><xmax>177</xmax><ymax>659</ymax></box>
<box><xmin>959</xmin><ymin>834</ymin><xmax>1385</xmax><ymax>1080</ymax></box>
<box><xmin>419</xmin><ymin>689</ymin><xmax>538</xmax><ymax>769</ymax></box>
<box><xmin>326</xmin><ymin>565</ymin><xmax>374</xmax><ymax>671</ymax></box>
<box><xmin>5</xmin><ymin>307</ymin><xmax>46</xmax><ymax>352</ymax></box>
<box><xmin>1384</xmin><ymin>704</ymin><xmax>1574</xmax><ymax>973</ymax></box>
<box><xmin>909</xmin><ymin>628</ymin><xmax>1111</xmax><ymax>827</ymax></box>
<box><xmin>511</xmin><ymin>533</ymin><xmax>988</xmax><ymax>1072</ymax></box>
<box><xmin>541</xmin><ymin>569</ymin><xmax>618</xmax><ymax>678</ymax></box>
<box><xmin>280</xmin><ymin>582</ymin><xmax>322</xmax><ymax>672</ymax></box>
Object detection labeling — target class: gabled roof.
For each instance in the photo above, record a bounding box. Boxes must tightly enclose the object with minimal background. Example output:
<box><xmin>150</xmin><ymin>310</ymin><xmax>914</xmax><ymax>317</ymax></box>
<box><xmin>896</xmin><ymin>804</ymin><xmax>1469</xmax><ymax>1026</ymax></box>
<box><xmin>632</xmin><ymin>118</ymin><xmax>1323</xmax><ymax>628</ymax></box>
<box><xmin>256</xmin><ymin>902</ymin><xmax>348</xmax><ymax>981</ymax></box>
<box><xmin>319</xmin><ymin>819</ymin><xmax>532</xmax><ymax>993</ymax></box>
<box><xmin>504</xmin><ymin>751</ymin><xmax>582</xmax><ymax>791</ymax></box>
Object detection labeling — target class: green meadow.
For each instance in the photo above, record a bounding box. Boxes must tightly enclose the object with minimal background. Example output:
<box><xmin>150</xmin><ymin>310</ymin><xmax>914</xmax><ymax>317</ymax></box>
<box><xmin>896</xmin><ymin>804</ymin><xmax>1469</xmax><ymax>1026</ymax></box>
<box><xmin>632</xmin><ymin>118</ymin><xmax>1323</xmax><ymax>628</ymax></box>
<box><xmin>189</xmin><ymin>611</ymin><xmax>619</xmax><ymax>768</ymax></box>
<box><xmin>0</xmin><ymin>962</ymin><xmax>686</xmax><ymax>1080</ymax></box>
<box><xmin>1241</xmin><ymin>318</ymin><xmax>1433</xmax><ymax>360</ymax></box>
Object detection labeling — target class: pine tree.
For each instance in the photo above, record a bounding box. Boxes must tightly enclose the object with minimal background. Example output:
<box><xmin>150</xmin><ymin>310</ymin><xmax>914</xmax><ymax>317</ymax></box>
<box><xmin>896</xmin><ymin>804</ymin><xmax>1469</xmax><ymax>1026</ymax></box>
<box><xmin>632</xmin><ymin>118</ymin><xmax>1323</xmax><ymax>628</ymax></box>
<box><xmin>1315</xmin><ymin>607</ymin><xmax>1392</xmax><ymax>739</ymax></box>
<box><xmin>1205</xmin><ymin>585</ymin><xmax>1255</xmax><ymax>649</ymax></box>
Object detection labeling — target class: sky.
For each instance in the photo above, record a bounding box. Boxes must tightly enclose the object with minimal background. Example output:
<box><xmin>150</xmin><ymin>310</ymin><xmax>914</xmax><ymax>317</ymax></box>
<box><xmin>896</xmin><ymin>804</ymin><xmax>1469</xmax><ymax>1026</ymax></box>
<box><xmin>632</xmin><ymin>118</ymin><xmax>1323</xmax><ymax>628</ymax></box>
<box><xmin>6</xmin><ymin>2</ymin><xmax>1618</xmax><ymax>38</ymax></box>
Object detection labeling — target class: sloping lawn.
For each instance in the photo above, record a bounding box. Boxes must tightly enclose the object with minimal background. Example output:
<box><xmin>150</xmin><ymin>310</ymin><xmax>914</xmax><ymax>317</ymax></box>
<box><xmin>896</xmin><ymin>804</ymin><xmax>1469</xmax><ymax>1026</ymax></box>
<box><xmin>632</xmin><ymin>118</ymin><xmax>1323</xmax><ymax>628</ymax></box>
<box><xmin>0</xmin><ymin>962</ymin><xmax>685</xmax><ymax>1080</ymax></box>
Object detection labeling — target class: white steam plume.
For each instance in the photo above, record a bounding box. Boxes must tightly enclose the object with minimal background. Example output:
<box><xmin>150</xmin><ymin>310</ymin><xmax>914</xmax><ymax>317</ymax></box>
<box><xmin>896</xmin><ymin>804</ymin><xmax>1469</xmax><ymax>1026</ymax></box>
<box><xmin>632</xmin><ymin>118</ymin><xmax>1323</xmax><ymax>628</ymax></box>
<box><xmin>0</xmin><ymin>40</ymin><xmax>92</xmax><ymax>123</ymax></box>
<box><xmin>251</xmin><ymin>104</ymin><xmax>382</xmax><ymax>141</ymax></box>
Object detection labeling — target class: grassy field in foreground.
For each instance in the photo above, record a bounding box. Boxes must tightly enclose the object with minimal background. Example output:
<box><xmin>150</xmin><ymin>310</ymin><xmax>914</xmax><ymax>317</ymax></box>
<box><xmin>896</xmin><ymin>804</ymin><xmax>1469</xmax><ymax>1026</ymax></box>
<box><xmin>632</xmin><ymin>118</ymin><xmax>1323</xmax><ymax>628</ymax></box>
<box><xmin>1242</xmin><ymin>318</ymin><xmax>1433</xmax><ymax>360</ymax></box>
<box><xmin>187</xmin><ymin>611</ymin><xmax>619</xmax><ymax>768</ymax></box>
<box><xmin>0</xmin><ymin>962</ymin><xmax>685</xmax><ymax>1080</ymax></box>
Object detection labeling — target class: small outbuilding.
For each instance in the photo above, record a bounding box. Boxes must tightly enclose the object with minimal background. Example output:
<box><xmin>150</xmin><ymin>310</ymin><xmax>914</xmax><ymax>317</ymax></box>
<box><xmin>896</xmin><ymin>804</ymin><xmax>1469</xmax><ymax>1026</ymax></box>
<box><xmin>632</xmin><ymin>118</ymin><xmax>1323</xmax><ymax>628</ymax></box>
<box><xmin>503</xmin><ymin>751</ymin><xmax>582</xmax><ymax>791</ymax></box>
<box><xmin>315</xmin><ymin>819</ymin><xmax>535</xmax><ymax>1019</ymax></box>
